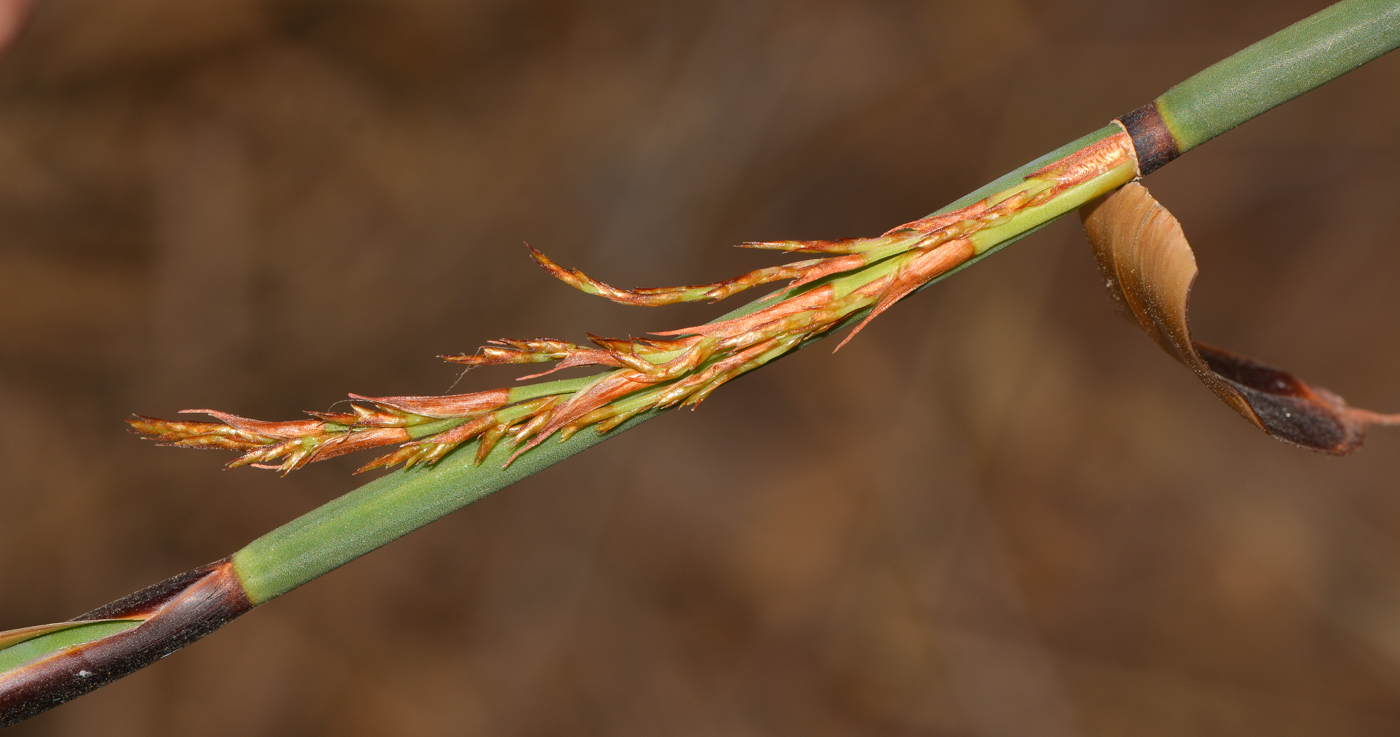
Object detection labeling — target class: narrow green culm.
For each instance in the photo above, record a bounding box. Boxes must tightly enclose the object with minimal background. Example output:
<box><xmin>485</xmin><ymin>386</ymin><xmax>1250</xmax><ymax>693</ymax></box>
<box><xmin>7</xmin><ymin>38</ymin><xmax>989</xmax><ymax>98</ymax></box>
<box><xmin>0</xmin><ymin>622</ymin><xmax>140</xmax><ymax>673</ymax></box>
<box><xmin>1157</xmin><ymin>0</ymin><xmax>1400</xmax><ymax>152</ymax></box>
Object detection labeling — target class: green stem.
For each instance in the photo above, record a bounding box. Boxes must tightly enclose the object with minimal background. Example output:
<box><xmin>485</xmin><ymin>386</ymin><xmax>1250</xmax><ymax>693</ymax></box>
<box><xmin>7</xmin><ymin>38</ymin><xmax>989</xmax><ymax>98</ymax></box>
<box><xmin>0</xmin><ymin>622</ymin><xmax>141</xmax><ymax>673</ymax></box>
<box><xmin>1157</xmin><ymin>0</ymin><xmax>1400</xmax><ymax>153</ymax></box>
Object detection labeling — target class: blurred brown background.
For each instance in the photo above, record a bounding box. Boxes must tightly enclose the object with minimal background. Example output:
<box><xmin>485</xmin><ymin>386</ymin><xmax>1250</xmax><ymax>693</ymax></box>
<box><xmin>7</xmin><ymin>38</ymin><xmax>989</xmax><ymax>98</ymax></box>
<box><xmin>1</xmin><ymin>1</ymin><xmax>1398</xmax><ymax>735</ymax></box>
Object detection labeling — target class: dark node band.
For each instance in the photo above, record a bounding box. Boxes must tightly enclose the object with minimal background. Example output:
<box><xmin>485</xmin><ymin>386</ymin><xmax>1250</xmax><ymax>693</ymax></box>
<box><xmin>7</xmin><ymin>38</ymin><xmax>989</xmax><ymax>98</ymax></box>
<box><xmin>1116</xmin><ymin>102</ymin><xmax>1180</xmax><ymax>177</ymax></box>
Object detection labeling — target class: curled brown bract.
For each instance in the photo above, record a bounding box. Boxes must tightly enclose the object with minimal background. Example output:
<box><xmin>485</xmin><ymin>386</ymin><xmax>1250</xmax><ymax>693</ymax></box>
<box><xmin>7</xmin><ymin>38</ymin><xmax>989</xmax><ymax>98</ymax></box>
<box><xmin>1081</xmin><ymin>182</ymin><xmax>1398</xmax><ymax>454</ymax></box>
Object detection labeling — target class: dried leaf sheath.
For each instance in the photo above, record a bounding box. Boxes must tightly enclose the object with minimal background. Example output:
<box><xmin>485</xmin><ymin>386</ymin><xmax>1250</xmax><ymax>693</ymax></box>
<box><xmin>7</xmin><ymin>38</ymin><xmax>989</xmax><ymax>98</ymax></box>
<box><xmin>1080</xmin><ymin>182</ymin><xmax>1400</xmax><ymax>453</ymax></box>
<box><xmin>0</xmin><ymin>560</ymin><xmax>252</xmax><ymax>729</ymax></box>
<box><xmin>130</xmin><ymin>133</ymin><xmax>1138</xmax><ymax>473</ymax></box>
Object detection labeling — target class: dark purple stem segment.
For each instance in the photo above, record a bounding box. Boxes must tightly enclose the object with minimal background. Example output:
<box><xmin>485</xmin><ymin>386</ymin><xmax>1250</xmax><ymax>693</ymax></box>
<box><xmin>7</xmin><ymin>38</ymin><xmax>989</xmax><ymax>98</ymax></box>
<box><xmin>1116</xmin><ymin>102</ymin><xmax>1181</xmax><ymax>176</ymax></box>
<box><xmin>0</xmin><ymin>559</ymin><xmax>254</xmax><ymax>728</ymax></box>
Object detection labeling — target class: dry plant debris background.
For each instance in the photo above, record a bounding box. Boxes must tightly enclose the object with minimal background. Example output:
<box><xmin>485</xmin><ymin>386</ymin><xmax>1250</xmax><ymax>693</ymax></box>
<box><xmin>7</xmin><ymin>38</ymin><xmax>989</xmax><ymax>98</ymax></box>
<box><xmin>0</xmin><ymin>0</ymin><xmax>1398</xmax><ymax>735</ymax></box>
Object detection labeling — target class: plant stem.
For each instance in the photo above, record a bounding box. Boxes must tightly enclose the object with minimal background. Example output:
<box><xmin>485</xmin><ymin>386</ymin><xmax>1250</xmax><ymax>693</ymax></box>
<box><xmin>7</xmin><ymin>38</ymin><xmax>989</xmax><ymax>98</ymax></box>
<box><xmin>1126</xmin><ymin>0</ymin><xmax>1400</xmax><ymax>173</ymax></box>
<box><xmin>4</xmin><ymin>0</ymin><xmax>1398</xmax><ymax>725</ymax></box>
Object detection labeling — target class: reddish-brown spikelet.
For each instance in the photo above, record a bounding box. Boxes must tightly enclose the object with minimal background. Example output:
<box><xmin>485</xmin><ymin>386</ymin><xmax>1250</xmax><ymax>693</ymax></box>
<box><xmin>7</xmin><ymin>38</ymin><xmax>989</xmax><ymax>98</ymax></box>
<box><xmin>349</xmin><ymin>389</ymin><xmax>510</xmax><ymax>418</ymax></box>
<box><xmin>303</xmin><ymin>427</ymin><xmax>412</xmax><ymax>464</ymax></box>
<box><xmin>835</xmin><ymin>239</ymin><xmax>977</xmax><ymax>350</ymax></box>
<box><xmin>526</xmin><ymin>244</ymin><xmax>819</xmax><ymax>307</ymax></box>
<box><xmin>186</xmin><ymin>411</ymin><xmax>326</xmax><ymax>438</ymax></box>
<box><xmin>509</xmin><ymin>371</ymin><xmax>652</xmax><ymax>460</ymax></box>
<box><xmin>442</xmin><ymin>338</ymin><xmax>583</xmax><ymax>367</ymax></box>
<box><xmin>655</xmin><ymin>285</ymin><xmax>836</xmax><ymax>339</ymax></box>
<box><xmin>739</xmin><ymin>233</ymin><xmax>909</xmax><ymax>254</ymax></box>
